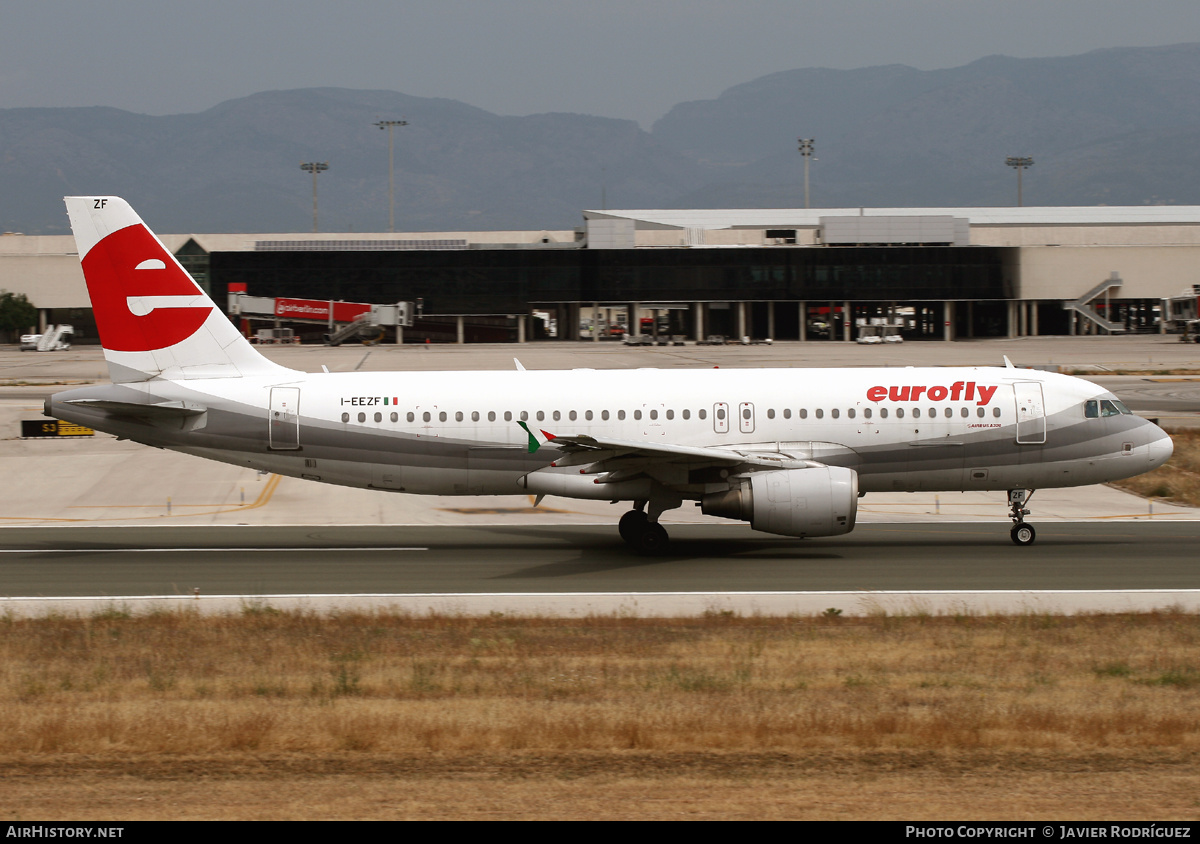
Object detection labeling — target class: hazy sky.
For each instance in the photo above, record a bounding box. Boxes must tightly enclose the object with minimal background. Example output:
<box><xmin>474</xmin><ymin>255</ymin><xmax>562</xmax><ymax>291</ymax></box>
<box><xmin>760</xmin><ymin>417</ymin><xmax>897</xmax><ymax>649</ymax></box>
<box><xmin>3</xmin><ymin>1</ymin><xmax>1199</xmax><ymax>127</ymax></box>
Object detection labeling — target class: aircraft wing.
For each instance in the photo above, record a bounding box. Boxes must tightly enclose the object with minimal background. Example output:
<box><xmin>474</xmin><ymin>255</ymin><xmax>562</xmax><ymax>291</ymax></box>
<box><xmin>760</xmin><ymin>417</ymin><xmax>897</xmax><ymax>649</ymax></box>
<box><xmin>544</xmin><ymin>432</ymin><xmax>818</xmax><ymax>487</ymax></box>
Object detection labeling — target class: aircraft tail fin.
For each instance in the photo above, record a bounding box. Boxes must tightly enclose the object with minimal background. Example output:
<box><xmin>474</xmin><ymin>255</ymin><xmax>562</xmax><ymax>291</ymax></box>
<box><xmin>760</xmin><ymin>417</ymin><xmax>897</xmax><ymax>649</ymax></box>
<box><xmin>64</xmin><ymin>196</ymin><xmax>292</xmax><ymax>383</ymax></box>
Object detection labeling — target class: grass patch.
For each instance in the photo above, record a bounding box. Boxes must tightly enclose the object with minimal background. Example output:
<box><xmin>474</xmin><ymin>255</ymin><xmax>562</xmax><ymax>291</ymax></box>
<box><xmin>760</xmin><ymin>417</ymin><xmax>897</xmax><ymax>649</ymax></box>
<box><xmin>0</xmin><ymin>609</ymin><xmax>1197</xmax><ymax>755</ymax></box>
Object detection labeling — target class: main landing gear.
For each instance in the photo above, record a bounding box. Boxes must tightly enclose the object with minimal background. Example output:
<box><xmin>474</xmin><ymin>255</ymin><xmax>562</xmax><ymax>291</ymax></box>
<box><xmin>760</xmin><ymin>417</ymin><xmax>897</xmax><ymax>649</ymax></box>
<box><xmin>618</xmin><ymin>498</ymin><xmax>676</xmax><ymax>554</ymax></box>
<box><xmin>1008</xmin><ymin>489</ymin><xmax>1036</xmax><ymax>546</ymax></box>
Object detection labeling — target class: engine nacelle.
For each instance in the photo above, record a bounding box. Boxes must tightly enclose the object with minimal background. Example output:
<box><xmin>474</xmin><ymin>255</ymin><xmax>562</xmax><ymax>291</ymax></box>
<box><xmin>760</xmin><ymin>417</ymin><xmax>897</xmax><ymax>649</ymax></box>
<box><xmin>701</xmin><ymin>466</ymin><xmax>858</xmax><ymax>538</ymax></box>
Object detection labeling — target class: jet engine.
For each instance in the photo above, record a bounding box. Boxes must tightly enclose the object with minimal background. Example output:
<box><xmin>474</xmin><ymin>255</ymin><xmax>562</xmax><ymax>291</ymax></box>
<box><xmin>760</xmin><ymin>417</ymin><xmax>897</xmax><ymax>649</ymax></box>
<box><xmin>701</xmin><ymin>466</ymin><xmax>858</xmax><ymax>537</ymax></box>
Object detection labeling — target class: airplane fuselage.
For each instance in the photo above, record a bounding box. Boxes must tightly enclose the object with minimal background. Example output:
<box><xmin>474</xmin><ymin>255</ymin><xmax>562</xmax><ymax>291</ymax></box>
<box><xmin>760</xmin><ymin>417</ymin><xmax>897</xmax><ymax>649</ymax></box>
<box><xmin>49</xmin><ymin>364</ymin><xmax>1168</xmax><ymax>499</ymax></box>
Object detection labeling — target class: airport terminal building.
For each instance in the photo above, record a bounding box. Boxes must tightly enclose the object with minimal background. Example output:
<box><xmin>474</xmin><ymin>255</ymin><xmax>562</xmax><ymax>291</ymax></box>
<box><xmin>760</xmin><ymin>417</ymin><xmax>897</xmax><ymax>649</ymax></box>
<box><xmin>3</xmin><ymin>205</ymin><xmax>1200</xmax><ymax>343</ymax></box>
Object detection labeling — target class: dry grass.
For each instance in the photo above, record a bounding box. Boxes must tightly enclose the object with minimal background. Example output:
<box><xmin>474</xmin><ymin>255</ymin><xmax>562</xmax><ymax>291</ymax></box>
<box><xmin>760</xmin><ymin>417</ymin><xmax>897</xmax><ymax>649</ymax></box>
<box><xmin>3</xmin><ymin>608</ymin><xmax>1199</xmax><ymax>818</ymax></box>
<box><xmin>1112</xmin><ymin>427</ymin><xmax>1200</xmax><ymax>507</ymax></box>
<box><xmin>3</xmin><ymin>608</ymin><xmax>1199</xmax><ymax>755</ymax></box>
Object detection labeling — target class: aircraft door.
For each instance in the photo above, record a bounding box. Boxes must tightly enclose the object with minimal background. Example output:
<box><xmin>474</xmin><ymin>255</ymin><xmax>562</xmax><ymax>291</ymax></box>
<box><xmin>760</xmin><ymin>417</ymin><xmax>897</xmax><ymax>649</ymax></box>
<box><xmin>713</xmin><ymin>402</ymin><xmax>730</xmax><ymax>433</ymax></box>
<box><xmin>269</xmin><ymin>387</ymin><xmax>300</xmax><ymax>450</ymax></box>
<box><xmin>1014</xmin><ymin>382</ymin><xmax>1046</xmax><ymax>444</ymax></box>
<box><xmin>738</xmin><ymin>402</ymin><xmax>755</xmax><ymax>434</ymax></box>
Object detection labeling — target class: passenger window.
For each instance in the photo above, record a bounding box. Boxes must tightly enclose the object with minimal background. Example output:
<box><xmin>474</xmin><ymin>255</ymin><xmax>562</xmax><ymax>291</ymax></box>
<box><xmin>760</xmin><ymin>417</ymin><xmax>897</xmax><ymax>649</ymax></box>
<box><xmin>423</xmin><ymin>412</ymin><xmax>431</xmax><ymax>422</ymax></box>
<box><xmin>831</xmin><ymin>409</ymin><xmax>839</xmax><ymax>419</ymax></box>
<box><xmin>552</xmin><ymin>410</ymin><xmax>560</xmax><ymax>421</ymax></box>
<box><xmin>358</xmin><ymin>412</ymin><xmax>366</xmax><ymax>423</ymax></box>
<box><xmin>390</xmin><ymin>412</ymin><xmax>398</xmax><ymax>423</ymax></box>
<box><xmin>520</xmin><ymin>411</ymin><xmax>528</xmax><ymax>421</ymax></box>
<box><xmin>944</xmin><ymin>408</ymin><xmax>952</xmax><ymax>419</ymax></box>
<box><xmin>634</xmin><ymin>410</ymin><xmax>643</xmax><ymax>420</ymax></box>
<box><xmin>977</xmin><ymin>408</ymin><xmax>985</xmax><ymax>418</ymax></box>
<box><xmin>471</xmin><ymin>411</ymin><xmax>479</xmax><ymax>422</ymax></box>
<box><xmin>993</xmin><ymin>407</ymin><xmax>1002</xmax><ymax>418</ymax></box>
<box><xmin>666</xmin><ymin>409</ymin><xmax>674</xmax><ymax>420</ymax></box>
<box><xmin>913</xmin><ymin>408</ymin><xmax>920</xmax><ymax>419</ymax></box>
<box><xmin>767</xmin><ymin>409</ymin><xmax>775</xmax><ymax>419</ymax></box>
<box><xmin>341</xmin><ymin>412</ymin><xmax>350</xmax><ymax>423</ymax></box>
<box><xmin>455</xmin><ymin>411</ymin><xmax>463</xmax><ymax>422</ymax></box>
<box><xmin>880</xmin><ymin>408</ymin><xmax>888</xmax><ymax>419</ymax></box>
<box><xmin>489</xmin><ymin>411</ymin><xmax>496</xmax><ymax>422</ymax></box>
<box><xmin>698</xmin><ymin>409</ymin><xmax>707</xmax><ymax>420</ymax></box>
<box><xmin>799</xmin><ymin>409</ymin><xmax>808</xmax><ymax>419</ymax></box>
<box><xmin>650</xmin><ymin>410</ymin><xmax>658</xmax><ymax>420</ymax></box>
<box><xmin>848</xmin><ymin>408</ymin><xmax>855</xmax><ymax>419</ymax></box>
<box><xmin>439</xmin><ymin>412</ymin><xmax>447</xmax><ymax>422</ymax></box>
<box><xmin>618</xmin><ymin>410</ymin><xmax>626</xmax><ymax>420</ymax></box>
<box><xmin>897</xmin><ymin>408</ymin><xmax>905</xmax><ymax>419</ymax></box>
<box><xmin>716</xmin><ymin>408</ymin><xmax>726</xmax><ymax>420</ymax></box>
<box><xmin>374</xmin><ymin>412</ymin><xmax>382</xmax><ymax>423</ymax></box>
<box><xmin>407</xmin><ymin>412</ymin><xmax>415</xmax><ymax>423</ymax></box>
<box><xmin>783</xmin><ymin>409</ymin><xmax>791</xmax><ymax>419</ymax></box>
<box><xmin>536</xmin><ymin>411</ymin><xmax>545</xmax><ymax>422</ymax></box>
<box><xmin>602</xmin><ymin>410</ymin><xmax>610</xmax><ymax>421</ymax></box>
<box><xmin>864</xmin><ymin>408</ymin><xmax>872</xmax><ymax>419</ymax></box>
<box><xmin>961</xmin><ymin>407</ymin><xmax>969</xmax><ymax>418</ymax></box>
<box><xmin>815</xmin><ymin>409</ymin><xmax>824</xmax><ymax>419</ymax></box>
<box><xmin>682</xmin><ymin>409</ymin><xmax>690</xmax><ymax>420</ymax></box>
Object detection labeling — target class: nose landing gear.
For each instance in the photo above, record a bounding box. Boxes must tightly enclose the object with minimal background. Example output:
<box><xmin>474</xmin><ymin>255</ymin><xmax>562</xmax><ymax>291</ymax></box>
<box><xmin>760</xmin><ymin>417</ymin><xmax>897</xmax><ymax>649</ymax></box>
<box><xmin>1008</xmin><ymin>489</ymin><xmax>1036</xmax><ymax>546</ymax></box>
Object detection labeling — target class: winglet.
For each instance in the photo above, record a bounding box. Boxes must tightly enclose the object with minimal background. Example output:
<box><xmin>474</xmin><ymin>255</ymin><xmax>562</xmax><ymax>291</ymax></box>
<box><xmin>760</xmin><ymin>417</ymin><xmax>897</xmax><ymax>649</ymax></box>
<box><xmin>514</xmin><ymin>358</ymin><xmax>526</xmax><ymax>371</ymax></box>
<box><xmin>516</xmin><ymin>420</ymin><xmax>541</xmax><ymax>453</ymax></box>
<box><xmin>1003</xmin><ymin>355</ymin><xmax>1015</xmax><ymax>369</ymax></box>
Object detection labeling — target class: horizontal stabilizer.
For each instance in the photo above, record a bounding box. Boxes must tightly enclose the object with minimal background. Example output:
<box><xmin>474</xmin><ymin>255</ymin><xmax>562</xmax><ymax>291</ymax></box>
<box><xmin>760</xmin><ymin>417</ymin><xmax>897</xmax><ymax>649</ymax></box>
<box><xmin>63</xmin><ymin>398</ymin><xmax>209</xmax><ymax>431</ymax></box>
<box><xmin>63</xmin><ymin>398</ymin><xmax>207</xmax><ymax>417</ymax></box>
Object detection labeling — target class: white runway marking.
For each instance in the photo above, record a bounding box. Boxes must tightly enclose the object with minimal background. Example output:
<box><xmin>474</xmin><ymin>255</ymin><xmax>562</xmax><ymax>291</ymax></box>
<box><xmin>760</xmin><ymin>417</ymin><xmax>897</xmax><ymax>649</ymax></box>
<box><xmin>0</xmin><ymin>546</ymin><xmax>430</xmax><ymax>554</ymax></box>
<box><xmin>3</xmin><ymin>589</ymin><xmax>1199</xmax><ymax>618</ymax></box>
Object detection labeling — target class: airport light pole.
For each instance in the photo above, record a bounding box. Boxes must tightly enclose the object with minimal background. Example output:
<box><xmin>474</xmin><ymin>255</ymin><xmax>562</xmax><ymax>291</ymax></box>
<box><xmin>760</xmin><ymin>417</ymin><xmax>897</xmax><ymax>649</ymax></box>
<box><xmin>1006</xmin><ymin>156</ymin><xmax>1034</xmax><ymax>207</ymax></box>
<box><xmin>798</xmin><ymin>138</ymin><xmax>815</xmax><ymax>209</ymax></box>
<box><xmin>374</xmin><ymin>119</ymin><xmax>408</xmax><ymax>232</ymax></box>
<box><xmin>300</xmin><ymin>161</ymin><xmax>329</xmax><ymax>232</ymax></box>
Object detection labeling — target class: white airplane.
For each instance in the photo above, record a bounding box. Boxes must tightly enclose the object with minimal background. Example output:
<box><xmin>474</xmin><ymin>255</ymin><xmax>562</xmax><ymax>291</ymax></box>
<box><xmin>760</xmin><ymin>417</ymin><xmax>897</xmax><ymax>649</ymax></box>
<box><xmin>47</xmin><ymin>197</ymin><xmax>1173</xmax><ymax>550</ymax></box>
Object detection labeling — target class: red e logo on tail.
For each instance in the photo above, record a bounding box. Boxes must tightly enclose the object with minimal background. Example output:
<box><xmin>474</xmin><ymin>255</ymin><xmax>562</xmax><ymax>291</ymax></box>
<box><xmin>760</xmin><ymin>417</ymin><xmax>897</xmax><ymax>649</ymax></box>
<box><xmin>81</xmin><ymin>224</ymin><xmax>213</xmax><ymax>353</ymax></box>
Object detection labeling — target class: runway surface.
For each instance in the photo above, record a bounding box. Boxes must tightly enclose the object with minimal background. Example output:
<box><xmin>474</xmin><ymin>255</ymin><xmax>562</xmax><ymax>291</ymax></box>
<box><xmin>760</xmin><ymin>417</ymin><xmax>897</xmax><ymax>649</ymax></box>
<box><xmin>2</xmin><ymin>522</ymin><xmax>1198</xmax><ymax>598</ymax></box>
<box><xmin>4</xmin><ymin>339</ymin><xmax>1199</xmax><ymax>615</ymax></box>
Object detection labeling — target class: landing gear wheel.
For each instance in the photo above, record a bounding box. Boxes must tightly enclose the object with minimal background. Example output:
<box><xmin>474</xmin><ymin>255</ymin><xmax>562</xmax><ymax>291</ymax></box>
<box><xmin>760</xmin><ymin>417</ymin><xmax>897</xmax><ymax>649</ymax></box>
<box><xmin>1007</xmin><ymin>489</ymin><xmax>1036</xmax><ymax>546</ymax></box>
<box><xmin>630</xmin><ymin>522</ymin><xmax>670</xmax><ymax>555</ymax></box>
<box><xmin>618</xmin><ymin>509</ymin><xmax>648</xmax><ymax>543</ymax></box>
<box><xmin>1010</xmin><ymin>523</ymin><xmax>1036</xmax><ymax>546</ymax></box>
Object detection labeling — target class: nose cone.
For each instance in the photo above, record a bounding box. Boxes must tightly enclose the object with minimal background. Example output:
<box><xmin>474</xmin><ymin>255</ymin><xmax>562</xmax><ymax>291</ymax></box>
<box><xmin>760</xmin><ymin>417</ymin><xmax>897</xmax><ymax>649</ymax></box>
<box><xmin>1147</xmin><ymin>429</ymin><xmax>1174</xmax><ymax>471</ymax></box>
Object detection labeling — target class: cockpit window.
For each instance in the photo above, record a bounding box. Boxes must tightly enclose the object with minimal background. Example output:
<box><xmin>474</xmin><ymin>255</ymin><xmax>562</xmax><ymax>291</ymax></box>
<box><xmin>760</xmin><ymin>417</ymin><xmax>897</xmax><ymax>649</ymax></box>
<box><xmin>1086</xmin><ymin>398</ymin><xmax>1133</xmax><ymax>418</ymax></box>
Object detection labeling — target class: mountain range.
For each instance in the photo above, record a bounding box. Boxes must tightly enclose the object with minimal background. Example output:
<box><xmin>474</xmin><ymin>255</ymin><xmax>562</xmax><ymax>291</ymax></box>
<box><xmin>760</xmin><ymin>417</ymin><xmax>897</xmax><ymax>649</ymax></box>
<box><xmin>3</xmin><ymin>43</ymin><xmax>1200</xmax><ymax>235</ymax></box>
